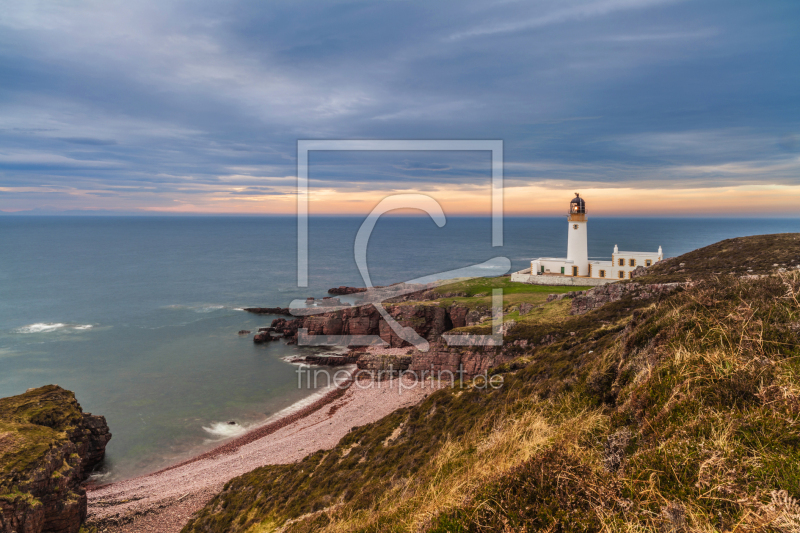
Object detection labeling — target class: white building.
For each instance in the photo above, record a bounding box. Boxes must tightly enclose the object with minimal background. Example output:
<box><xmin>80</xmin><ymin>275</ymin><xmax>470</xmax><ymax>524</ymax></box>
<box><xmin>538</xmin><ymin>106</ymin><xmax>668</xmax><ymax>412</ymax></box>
<box><xmin>511</xmin><ymin>193</ymin><xmax>663</xmax><ymax>285</ymax></box>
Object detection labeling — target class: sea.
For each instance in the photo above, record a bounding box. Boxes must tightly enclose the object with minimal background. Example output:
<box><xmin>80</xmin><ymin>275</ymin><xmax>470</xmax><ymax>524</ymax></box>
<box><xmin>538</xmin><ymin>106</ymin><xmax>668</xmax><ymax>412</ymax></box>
<box><xmin>1</xmin><ymin>215</ymin><xmax>799</xmax><ymax>481</ymax></box>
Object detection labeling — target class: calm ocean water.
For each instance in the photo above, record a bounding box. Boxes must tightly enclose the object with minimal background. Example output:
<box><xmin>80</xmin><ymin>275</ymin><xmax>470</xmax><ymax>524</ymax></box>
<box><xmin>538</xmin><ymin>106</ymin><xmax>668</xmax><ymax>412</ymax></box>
<box><xmin>1</xmin><ymin>215</ymin><xmax>799</xmax><ymax>480</ymax></box>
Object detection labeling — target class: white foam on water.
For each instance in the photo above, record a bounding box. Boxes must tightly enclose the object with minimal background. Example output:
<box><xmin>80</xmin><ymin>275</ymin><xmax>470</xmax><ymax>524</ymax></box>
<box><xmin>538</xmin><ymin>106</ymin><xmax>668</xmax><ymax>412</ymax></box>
<box><xmin>202</xmin><ymin>421</ymin><xmax>249</xmax><ymax>439</ymax></box>
<box><xmin>280</xmin><ymin>346</ymin><xmax>350</xmax><ymax>366</ymax></box>
<box><xmin>196</xmin><ymin>305</ymin><xmax>226</xmax><ymax>313</ymax></box>
<box><xmin>200</xmin><ymin>366</ymin><xmax>353</xmax><ymax>442</ymax></box>
<box><xmin>16</xmin><ymin>323</ymin><xmax>67</xmax><ymax>333</ymax></box>
<box><xmin>164</xmin><ymin>304</ymin><xmax>232</xmax><ymax>313</ymax></box>
<box><xmin>14</xmin><ymin>323</ymin><xmax>95</xmax><ymax>334</ymax></box>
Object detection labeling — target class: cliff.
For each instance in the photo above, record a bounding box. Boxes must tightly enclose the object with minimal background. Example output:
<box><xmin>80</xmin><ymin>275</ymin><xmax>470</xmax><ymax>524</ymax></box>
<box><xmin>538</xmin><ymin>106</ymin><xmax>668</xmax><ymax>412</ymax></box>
<box><xmin>264</xmin><ymin>294</ymin><xmax>524</xmax><ymax>377</ymax></box>
<box><xmin>185</xmin><ymin>233</ymin><xmax>800</xmax><ymax>533</ymax></box>
<box><xmin>271</xmin><ymin>302</ymin><xmax>479</xmax><ymax>346</ymax></box>
<box><xmin>0</xmin><ymin>386</ymin><xmax>111</xmax><ymax>533</ymax></box>
<box><xmin>267</xmin><ymin>279</ymin><xmax>689</xmax><ymax>377</ymax></box>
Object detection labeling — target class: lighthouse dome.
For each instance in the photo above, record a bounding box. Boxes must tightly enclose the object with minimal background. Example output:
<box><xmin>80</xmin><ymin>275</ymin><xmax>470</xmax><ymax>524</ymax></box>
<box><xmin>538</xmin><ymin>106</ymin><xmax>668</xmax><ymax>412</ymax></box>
<box><xmin>569</xmin><ymin>193</ymin><xmax>585</xmax><ymax>214</ymax></box>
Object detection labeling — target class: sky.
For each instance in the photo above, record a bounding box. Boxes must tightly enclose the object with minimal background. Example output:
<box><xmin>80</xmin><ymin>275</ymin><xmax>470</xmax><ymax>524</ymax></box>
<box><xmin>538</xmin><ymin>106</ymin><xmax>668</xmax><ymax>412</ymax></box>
<box><xmin>0</xmin><ymin>0</ymin><xmax>798</xmax><ymax>216</ymax></box>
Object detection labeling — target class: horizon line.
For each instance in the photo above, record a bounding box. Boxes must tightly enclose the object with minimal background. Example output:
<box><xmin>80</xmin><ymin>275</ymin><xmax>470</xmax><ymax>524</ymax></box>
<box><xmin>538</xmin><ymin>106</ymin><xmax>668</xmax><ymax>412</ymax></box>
<box><xmin>2</xmin><ymin>211</ymin><xmax>800</xmax><ymax>220</ymax></box>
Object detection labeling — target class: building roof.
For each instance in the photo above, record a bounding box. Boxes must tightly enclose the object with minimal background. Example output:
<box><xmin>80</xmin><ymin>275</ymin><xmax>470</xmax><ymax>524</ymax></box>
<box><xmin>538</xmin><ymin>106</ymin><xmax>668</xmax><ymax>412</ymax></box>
<box><xmin>616</xmin><ymin>250</ymin><xmax>661</xmax><ymax>256</ymax></box>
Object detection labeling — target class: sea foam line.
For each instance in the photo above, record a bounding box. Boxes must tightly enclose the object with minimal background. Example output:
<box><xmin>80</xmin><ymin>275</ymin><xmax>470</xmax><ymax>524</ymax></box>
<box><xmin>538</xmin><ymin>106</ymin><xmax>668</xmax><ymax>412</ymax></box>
<box><xmin>164</xmin><ymin>304</ymin><xmax>238</xmax><ymax>313</ymax></box>
<box><xmin>15</xmin><ymin>323</ymin><xmax>94</xmax><ymax>334</ymax></box>
<box><xmin>202</xmin><ymin>421</ymin><xmax>249</xmax><ymax>439</ymax></box>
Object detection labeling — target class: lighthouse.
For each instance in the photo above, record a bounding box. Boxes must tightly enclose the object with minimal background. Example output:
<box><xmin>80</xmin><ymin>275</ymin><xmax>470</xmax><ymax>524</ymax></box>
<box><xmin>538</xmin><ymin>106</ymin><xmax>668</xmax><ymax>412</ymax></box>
<box><xmin>517</xmin><ymin>193</ymin><xmax>662</xmax><ymax>285</ymax></box>
<box><xmin>566</xmin><ymin>193</ymin><xmax>588</xmax><ymax>276</ymax></box>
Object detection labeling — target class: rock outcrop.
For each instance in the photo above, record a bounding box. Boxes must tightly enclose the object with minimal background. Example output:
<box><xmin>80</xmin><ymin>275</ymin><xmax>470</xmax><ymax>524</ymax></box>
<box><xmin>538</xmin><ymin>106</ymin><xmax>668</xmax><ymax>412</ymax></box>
<box><xmin>356</xmin><ymin>350</ymin><xmax>414</xmax><ymax>376</ymax></box>
<box><xmin>243</xmin><ymin>307</ymin><xmax>293</xmax><ymax>316</ymax></box>
<box><xmin>268</xmin><ymin>302</ymin><xmax>488</xmax><ymax>349</ymax></box>
<box><xmin>0</xmin><ymin>385</ymin><xmax>111</xmax><ymax>533</ymax></box>
<box><xmin>316</xmin><ymin>297</ymin><xmax>350</xmax><ymax>307</ymax></box>
<box><xmin>253</xmin><ymin>331</ymin><xmax>280</xmax><ymax>343</ymax></box>
<box><xmin>300</xmin><ymin>354</ymin><xmax>360</xmax><ymax>366</ymax></box>
<box><xmin>327</xmin><ymin>286</ymin><xmax>367</xmax><ymax>295</ymax></box>
<box><xmin>570</xmin><ymin>282</ymin><xmax>687</xmax><ymax>315</ymax></box>
<box><xmin>546</xmin><ymin>291</ymin><xmax>584</xmax><ymax>303</ymax></box>
<box><xmin>407</xmin><ymin>339</ymin><xmax>513</xmax><ymax>377</ymax></box>
<box><xmin>354</xmin><ymin>340</ymin><xmax>514</xmax><ymax>379</ymax></box>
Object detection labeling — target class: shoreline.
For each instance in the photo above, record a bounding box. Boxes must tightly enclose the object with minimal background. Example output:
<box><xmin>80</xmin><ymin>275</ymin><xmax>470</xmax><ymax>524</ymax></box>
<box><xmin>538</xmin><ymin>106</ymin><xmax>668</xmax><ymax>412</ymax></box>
<box><xmin>87</xmin><ymin>375</ymin><xmax>441</xmax><ymax>532</ymax></box>
<box><xmin>121</xmin><ymin>375</ymin><xmax>353</xmax><ymax>482</ymax></box>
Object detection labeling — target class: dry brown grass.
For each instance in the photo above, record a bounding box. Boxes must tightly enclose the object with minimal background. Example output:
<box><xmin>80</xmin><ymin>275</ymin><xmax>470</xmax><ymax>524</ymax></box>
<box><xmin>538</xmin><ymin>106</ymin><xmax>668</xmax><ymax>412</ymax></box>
<box><xmin>267</xmin><ymin>398</ymin><xmax>607</xmax><ymax>533</ymax></box>
<box><xmin>187</xmin><ymin>270</ymin><xmax>800</xmax><ymax>533</ymax></box>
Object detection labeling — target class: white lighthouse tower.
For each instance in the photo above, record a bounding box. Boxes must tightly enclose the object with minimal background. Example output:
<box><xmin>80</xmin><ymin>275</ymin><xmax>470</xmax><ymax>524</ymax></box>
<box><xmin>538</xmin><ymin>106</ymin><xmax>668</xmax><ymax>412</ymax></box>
<box><xmin>567</xmin><ymin>193</ymin><xmax>588</xmax><ymax>276</ymax></box>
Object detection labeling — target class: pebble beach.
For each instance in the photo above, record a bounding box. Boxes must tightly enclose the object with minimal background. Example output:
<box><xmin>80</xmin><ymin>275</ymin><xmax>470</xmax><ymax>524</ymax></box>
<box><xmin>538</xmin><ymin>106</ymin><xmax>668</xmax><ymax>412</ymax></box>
<box><xmin>87</xmin><ymin>375</ymin><xmax>441</xmax><ymax>533</ymax></box>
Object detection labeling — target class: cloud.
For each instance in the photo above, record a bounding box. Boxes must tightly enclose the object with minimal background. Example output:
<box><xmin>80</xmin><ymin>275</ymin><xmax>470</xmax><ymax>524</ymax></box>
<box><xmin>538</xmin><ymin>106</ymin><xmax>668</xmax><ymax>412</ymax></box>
<box><xmin>444</xmin><ymin>0</ymin><xmax>682</xmax><ymax>41</ymax></box>
<box><xmin>393</xmin><ymin>161</ymin><xmax>452</xmax><ymax>172</ymax></box>
<box><xmin>0</xmin><ymin>0</ymin><xmax>797</xmax><ymax>214</ymax></box>
<box><xmin>57</xmin><ymin>137</ymin><xmax>118</xmax><ymax>146</ymax></box>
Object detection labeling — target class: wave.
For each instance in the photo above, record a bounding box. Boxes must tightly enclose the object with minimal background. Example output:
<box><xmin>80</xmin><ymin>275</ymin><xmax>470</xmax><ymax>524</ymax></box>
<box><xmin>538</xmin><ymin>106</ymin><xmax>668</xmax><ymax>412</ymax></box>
<box><xmin>201</xmin><ymin>360</ymin><xmax>354</xmax><ymax>442</ymax></box>
<box><xmin>14</xmin><ymin>323</ymin><xmax>94</xmax><ymax>334</ymax></box>
<box><xmin>280</xmin><ymin>346</ymin><xmax>350</xmax><ymax>365</ymax></box>
<box><xmin>164</xmin><ymin>304</ymin><xmax>236</xmax><ymax>313</ymax></box>
<box><xmin>202</xmin><ymin>421</ymin><xmax>249</xmax><ymax>439</ymax></box>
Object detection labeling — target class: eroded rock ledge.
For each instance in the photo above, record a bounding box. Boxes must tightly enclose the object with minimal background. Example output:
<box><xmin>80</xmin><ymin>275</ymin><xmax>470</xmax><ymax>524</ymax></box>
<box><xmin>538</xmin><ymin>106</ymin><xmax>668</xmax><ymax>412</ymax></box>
<box><xmin>0</xmin><ymin>385</ymin><xmax>111</xmax><ymax>533</ymax></box>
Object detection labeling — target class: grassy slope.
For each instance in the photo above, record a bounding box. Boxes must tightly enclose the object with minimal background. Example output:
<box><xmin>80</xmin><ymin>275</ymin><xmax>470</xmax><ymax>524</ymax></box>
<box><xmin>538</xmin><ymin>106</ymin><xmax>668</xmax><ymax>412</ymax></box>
<box><xmin>183</xmin><ymin>234</ymin><xmax>800</xmax><ymax>533</ymax></box>
<box><xmin>403</xmin><ymin>277</ymin><xmax>589</xmax><ymax>336</ymax></box>
<box><xmin>633</xmin><ymin>232</ymin><xmax>800</xmax><ymax>283</ymax></box>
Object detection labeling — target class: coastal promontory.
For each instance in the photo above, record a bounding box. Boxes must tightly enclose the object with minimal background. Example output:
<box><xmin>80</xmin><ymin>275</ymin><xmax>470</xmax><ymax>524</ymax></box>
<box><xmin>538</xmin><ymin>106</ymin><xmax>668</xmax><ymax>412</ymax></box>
<box><xmin>0</xmin><ymin>386</ymin><xmax>111</xmax><ymax>533</ymax></box>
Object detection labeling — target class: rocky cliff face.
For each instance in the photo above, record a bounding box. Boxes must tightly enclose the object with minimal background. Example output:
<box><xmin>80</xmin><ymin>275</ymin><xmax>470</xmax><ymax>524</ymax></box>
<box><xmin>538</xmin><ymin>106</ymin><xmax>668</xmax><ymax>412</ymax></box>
<box><xmin>407</xmin><ymin>340</ymin><xmax>512</xmax><ymax>377</ymax></box>
<box><xmin>264</xmin><ymin>284</ymin><xmax>688</xmax><ymax>378</ymax></box>
<box><xmin>267</xmin><ymin>302</ymin><xmax>491</xmax><ymax>349</ymax></box>
<box><xmin>0</xmin><ymin>386</ymin><xmax>111</xmax><ymax>533</ymax></box>
<box><xmin>261</xmin><ymin>298</ymin><xmax>516</xmax><ymax>378</ymax></box>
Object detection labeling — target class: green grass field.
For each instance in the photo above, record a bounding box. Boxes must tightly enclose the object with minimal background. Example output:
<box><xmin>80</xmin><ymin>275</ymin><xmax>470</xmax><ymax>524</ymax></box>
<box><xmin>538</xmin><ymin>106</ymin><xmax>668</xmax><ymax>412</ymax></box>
<box><xmin>433</xmin><ymin>275</ymin><xmax>590</xmax><ymax>297</ymax></box>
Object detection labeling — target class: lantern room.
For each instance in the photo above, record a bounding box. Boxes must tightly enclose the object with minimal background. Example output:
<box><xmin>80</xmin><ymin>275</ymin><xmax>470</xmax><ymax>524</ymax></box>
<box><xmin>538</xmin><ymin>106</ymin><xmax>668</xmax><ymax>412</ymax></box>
<box><xmin>569</xmin><ymin>193</ymin><xmax>585</xmax><ymax>214</ymax></box>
